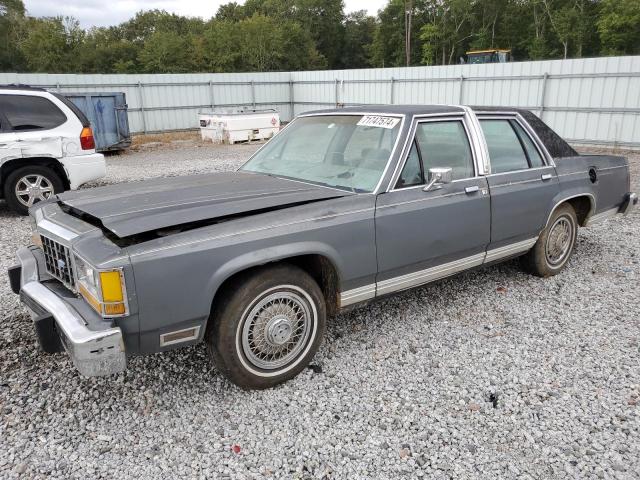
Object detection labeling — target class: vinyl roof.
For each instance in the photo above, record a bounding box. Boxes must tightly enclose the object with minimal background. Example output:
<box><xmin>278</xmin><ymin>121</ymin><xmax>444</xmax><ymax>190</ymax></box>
<box><xmin>302</xmin><ymin>105</ymin><xmax>465</xmax><ymax>116</ymax></box>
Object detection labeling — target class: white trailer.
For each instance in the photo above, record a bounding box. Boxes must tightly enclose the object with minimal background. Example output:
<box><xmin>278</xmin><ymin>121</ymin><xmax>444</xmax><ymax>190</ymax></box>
<box><xmin>199</xmin><ymin>109</ymin><xmax>280</xmax><ymax>144</ymax></box>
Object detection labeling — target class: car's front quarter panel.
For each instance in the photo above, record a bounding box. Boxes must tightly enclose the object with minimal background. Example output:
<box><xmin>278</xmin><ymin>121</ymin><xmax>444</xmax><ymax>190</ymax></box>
<box><xmin>126</xmin><ymin>194</ymin><xmax>377</xmax><ymax>354</ymax></box>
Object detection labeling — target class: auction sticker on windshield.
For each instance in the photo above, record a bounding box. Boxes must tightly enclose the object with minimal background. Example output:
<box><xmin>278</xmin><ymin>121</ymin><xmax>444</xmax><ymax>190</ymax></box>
<box><xmin>357</xmin><ymin>115</ymin><xmax>400</xmax><ymax>129</ymax></box>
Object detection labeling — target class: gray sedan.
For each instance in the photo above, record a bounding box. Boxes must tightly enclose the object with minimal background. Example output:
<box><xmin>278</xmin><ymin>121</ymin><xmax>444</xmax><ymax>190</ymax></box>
<box><xmin>9</xmin><ymin>105</ymin><xmax>637</xmax><ymax>389</ymax></box>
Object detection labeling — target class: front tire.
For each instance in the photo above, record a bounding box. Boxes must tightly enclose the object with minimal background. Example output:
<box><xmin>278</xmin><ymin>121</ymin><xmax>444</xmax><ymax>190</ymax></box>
<box><xmin>522</xmin><ymin>203</ymin><xmax>578</xmax><ymax>277</ymax></box>
<box><xmin>206</xmin><ymin>264</ymin><xmax>326</xmax><ymax>389</ymax></box>
<box><xmin>4</xmin><ymin>166</ymin><xmax>64</xmax><ymax>215</ymax></box>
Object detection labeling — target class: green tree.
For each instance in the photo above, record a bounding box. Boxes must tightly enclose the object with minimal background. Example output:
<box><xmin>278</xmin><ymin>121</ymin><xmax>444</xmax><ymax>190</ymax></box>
<box><xmin>341</xmin><ymin>10</ymin><xmax>376</xmax><ymax>68</ymax></box>
<box><xmin>138</xmin><ymin>30</ymin><xmax>194</xmax><ymax>73</ymax></box>
<box><xmin>20</xmin><ymin>16</ymin><xmax>84</xmax><ymax>73</ymax></box>
<box><xmin>598</xmin><ymin>0</ymin><xmax>640</xmax><ymax>55</ymax></box>
<box><xmin>0</xmin><ymin>0</ymin><xmax>26</xmax><ymax>70</ymax></box>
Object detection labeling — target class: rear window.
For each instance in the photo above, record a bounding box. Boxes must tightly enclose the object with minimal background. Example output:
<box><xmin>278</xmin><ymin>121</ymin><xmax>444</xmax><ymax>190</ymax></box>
<box><xmin>52</xmin><ymin>93</ymin><xmax>90</xmax><ymax>127</ymax></box>
<box><xmin>0</xmin><ymin>94</ymin><xmax>67</xmax><ymax>131</ymax></box>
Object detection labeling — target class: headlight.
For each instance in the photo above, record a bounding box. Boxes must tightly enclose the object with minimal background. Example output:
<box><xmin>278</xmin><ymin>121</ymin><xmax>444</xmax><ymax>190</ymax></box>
<box><xmin>74</xmin><ymin>254</ymin><xmax>128</xmax><ymax>317</ymax></box>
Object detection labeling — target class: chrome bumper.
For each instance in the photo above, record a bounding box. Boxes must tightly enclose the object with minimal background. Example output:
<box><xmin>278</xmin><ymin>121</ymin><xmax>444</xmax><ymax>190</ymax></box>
<box><xmin>11</xmin><ymin>246</ymin><xmax>126</xmax><ymax>377</ymax></box>
<box><xmin>621</xmin><ymin>192</ymin><xmax>638</xmax><ymax>215</ymax></box>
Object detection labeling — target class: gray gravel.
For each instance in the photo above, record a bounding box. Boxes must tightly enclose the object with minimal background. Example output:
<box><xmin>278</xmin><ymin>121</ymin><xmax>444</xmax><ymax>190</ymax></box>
<box><xmin>1</xmin><ymin>142</ymin><xmax>639</xmax><ymax>479</ymax></box>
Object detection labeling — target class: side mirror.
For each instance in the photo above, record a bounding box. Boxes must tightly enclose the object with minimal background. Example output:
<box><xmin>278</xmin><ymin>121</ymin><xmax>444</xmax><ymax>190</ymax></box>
<box><xmin>423</xmin><ymin>167</ymin><xmax>453</xmax><ymax>192</ymax></box>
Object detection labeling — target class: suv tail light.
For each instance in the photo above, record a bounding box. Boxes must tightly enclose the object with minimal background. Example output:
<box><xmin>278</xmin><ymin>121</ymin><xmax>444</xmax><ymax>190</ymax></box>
<box><xmin>80</xmin><ymin>126</ymin><xmax>95</xmax><ymax>150</ymax></box>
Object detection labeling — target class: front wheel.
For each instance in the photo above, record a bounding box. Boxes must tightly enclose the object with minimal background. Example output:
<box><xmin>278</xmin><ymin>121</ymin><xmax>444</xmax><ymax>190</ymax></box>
<box><xmin>521</xmin><ymin>203</ymin><xmax>578</xmax><ymax>277</ymax></box>
<box><xmin>206</xmin><ymin>264</ymin><xmax>326</xmax><ymax>389</ymax></box>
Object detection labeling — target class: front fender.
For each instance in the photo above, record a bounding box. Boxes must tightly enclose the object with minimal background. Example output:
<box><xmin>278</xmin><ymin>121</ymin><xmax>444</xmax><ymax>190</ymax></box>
<box><xmin>205</xmin><ymin>240</ymin><xmax>345</xmax><ymax>306</ymax></box>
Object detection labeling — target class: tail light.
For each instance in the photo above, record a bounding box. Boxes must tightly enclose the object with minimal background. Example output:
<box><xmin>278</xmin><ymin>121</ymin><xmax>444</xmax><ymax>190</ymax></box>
<box><xmin>80</xmin><ymin>126</ymin><xmax>95</xmax><ymax>150</ymax></box>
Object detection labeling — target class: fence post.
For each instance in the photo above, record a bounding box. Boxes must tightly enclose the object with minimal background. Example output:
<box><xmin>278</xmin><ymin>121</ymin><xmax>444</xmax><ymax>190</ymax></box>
<box><xmin>390</xmin><ymin>77</ymin><xmax>395</xmax><ymax>104</ymax></box>
<box><xmin>209</xmin><ymin>80</ymin><xmax>215</xmax><ymax>109</ymax></box>
<box><xmin>137</xmin><ymin>81</ymin><xmax>147</xmax><ymax>134</ymax></box>
<box><xmin>250</xmin><ymin>80</ymin><xmax>256</xmax><ymax>109</ymax></box>
<box><xmin>539</xmin><ymin>72</ymin><xmax>549</xmax><ymax>120</ymax></box>
<box><xmin>335</xmin><ymin>79</ymin><xmax>339</xmax><ymax>107</ymax></box>
<box><xmin>458</xmin><ymin>75</ymin><xmax>464</xmax><ymax>104</ymax></box>
<box><xmin>289</xmin><ymin>79</ymin><xmax>294</xmax><ymax>120</ymax></box>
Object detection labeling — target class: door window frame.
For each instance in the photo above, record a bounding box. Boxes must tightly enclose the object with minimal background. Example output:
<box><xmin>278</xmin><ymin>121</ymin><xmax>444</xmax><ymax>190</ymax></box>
<box><xmin>475</xmin><ymin>113</ymin><xmax>554</xmax><ymax>175</ymax></box>
<box><xmin>390</xmin><ymin>115</ymin><xmax>480</xmax><ymax>191</ymax></box>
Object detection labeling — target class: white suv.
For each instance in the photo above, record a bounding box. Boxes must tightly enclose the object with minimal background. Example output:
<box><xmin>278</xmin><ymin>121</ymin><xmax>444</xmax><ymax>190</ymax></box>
<box><xmin>0</xmin><ymin>85</ymin><xmax>106</xmax><ymax>215</ymax></box>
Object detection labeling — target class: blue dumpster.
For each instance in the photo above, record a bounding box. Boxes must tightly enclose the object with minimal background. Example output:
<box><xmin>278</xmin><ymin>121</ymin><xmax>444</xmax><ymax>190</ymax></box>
<box><xmin>65</xmin><ymin>92</ymin><xmax>131</xmax><ymax>152</ymax></box>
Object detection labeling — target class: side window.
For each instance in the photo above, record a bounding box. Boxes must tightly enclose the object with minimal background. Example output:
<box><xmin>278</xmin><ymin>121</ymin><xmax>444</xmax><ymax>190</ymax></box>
<box><xmin>512</xmin><ymin>121</ymin><xmax>544</xmax><ymax>168</ymax></box>
<box><xmin>397</xmin><ymin>141</ymin><xmax>423</xmax><ymax>188</ymax></box>
<box><xmin>0</xmin><ymin>95</ymin><xmax>67</xmax><ymax>131</ymax></box>
<box><xmin>415</xmin><ymin>121</ymin><xmax>474</xmax><ymax>180</ymax></box>
<box><xmin>480</xmin><ymin>119</ymin><xmax>529</xmax><ymax>173</ymax></box>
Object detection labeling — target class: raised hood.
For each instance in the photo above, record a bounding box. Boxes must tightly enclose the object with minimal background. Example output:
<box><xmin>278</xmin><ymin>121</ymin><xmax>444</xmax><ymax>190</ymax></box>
<box><xmin>58</xmin><ymin>171</ymin><xmax>351</xmax><ymax>238</ymax></box>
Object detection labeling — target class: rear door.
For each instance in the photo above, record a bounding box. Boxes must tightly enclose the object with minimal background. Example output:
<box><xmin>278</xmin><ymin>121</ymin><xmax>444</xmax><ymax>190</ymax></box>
<box><xmin>375</xmin><ymin>115</ymin><xmax>491</xmax><ymax>295</ymax></box>
<box><xmin>479</xmin><ymin>115</ymin><xmax>560</xmax><ymax>255</ymax></box>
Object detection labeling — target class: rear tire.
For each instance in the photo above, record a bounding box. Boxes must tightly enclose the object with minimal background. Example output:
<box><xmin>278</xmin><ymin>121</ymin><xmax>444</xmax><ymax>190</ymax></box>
<box><xmin>206</xmin><ymin>264</ymin><xmax>326</xmax><ymax>389</ymax></box>
<box><xmin>521</xmin><ymin>203</ymin><xmax>578</xmax><ymax>277</ymax></box>
<box><xmin>4</xmin><ymin>166</ymin><xmax>64</xmax><ymax>215</ymax></box>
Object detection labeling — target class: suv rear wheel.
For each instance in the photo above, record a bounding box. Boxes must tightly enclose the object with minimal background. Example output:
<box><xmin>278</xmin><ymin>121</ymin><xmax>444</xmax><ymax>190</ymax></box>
<box><xmin>4</xmin><ymin>165</ymin><xmax>64</xmax><ymax>215</ymax></box>
<box><xmin>206</xmin><ymin>264</ymin><xmax>327</xmax><ymax>389</ymax></box>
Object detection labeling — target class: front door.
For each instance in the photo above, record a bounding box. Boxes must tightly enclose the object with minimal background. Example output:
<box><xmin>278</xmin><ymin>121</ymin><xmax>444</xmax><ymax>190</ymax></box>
<box><xmin>375</xmin><ymin>117</ymin><xmax>491</xmax><ymax>296</ymax></box>
<box><xmin>479</xmin><ymin>117</ymin><xmax>560</xmax><ymax>255</ymax></box>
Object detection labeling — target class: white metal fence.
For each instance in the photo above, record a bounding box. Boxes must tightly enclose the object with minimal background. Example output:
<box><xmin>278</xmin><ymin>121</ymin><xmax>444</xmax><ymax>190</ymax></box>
<box><xmin>2</xmin><ymin>55</ymin><xmax>640</xmax><ymax>148</ymax></box>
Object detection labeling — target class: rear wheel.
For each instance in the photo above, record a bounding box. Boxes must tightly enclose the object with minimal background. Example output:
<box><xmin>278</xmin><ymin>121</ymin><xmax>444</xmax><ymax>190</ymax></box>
<box><xmin>521</xmin><ymin>203</ymin><xmax>578</xmax><ymax>277</ymax></box>
<box><xmin>4</xmin><ymin>166</ymin><xmax>64</xmax><ymax>215</ymax></box>
<box><xmin>206</xmin><ymin>264</ymin><xmax>326</xmax><ymax>389</ymax></box>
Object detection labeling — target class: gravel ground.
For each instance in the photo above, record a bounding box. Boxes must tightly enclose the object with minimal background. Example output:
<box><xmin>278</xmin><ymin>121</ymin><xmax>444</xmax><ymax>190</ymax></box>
<box><xmin>0</xmin><ymin>142</ymin><xmax>638</xmax><ymax>479</ymax></box>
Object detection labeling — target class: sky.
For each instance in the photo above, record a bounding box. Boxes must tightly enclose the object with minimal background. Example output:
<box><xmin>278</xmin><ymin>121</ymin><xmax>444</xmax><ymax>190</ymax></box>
<box><xmin>23</xmin><ymin>0</ymin><xmax>389</xmax><ymax>28</ymax></box>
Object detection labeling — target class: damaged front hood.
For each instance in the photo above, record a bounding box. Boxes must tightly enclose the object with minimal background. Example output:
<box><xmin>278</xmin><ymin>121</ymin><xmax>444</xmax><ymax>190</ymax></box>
<box><xmin>58</xmin><ymin>171</ymin><xmax>351</xmax><ymax>238</ymax></box>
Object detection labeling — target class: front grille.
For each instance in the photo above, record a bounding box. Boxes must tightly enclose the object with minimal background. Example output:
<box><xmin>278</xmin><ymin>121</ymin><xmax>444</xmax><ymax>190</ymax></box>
<box><xmin>41</xmin><ymin>235</ymin><xmax>76</xmax><ymax>289</ymax></box>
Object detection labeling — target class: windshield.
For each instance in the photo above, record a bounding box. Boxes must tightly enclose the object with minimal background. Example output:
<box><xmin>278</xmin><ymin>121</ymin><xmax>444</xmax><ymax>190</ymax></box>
<box><xmin>240</xmin><ymin>115</ymin><xmax>401</xmax><ymax>192</ymax></box>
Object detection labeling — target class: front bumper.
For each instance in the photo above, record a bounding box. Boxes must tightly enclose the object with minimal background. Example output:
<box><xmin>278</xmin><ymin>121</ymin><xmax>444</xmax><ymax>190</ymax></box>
<box><xmin>9</xmin><ymin>246</ymin><xmax>126</xmax><ymax>377</ymax></box>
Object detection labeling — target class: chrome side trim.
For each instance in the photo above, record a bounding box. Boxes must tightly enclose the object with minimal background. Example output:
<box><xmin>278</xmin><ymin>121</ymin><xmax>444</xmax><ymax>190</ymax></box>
<box><xmin>585</xmin><ymin>207</ymin><xmax>619</xmax><ymax>226</ymax></box>
<box><xmin>377</xmin><ymin>252</ymin><xmax>486</xmax><ymax>296</ymax></box>
<box><xmin>160</xmin><ymin>326</ymin><xmax>202</xmax><ymax>347</ymax></box>
<box><xmin>340</xmin><ymin>284</ymin><xmax>376</xmax><ymax>307</ymax></box>
<box><xmin>341</xmin><ymin>237</ymin><xmax>539</xmax><ymax>306</ymax></box>
<box><xmin>484</xmin><ymin>237</ymin><xmax>538</xmax><ymax>263</ymax></box>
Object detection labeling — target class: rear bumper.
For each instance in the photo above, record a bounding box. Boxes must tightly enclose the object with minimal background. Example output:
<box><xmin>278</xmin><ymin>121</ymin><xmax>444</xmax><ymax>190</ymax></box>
<box><xmin>9</xmin><ymin>246</ymin><xmax>126</xmax><ymax>377</ymax></box>
<box><xmin>620</xmin><ymin>192</ymin><xmax>638</xmax><ymax>215</ymax></box>
<box><xmin>60</xmin><ymin>152</ymin><xmax>106</xmax><ymax>190</ymax></box>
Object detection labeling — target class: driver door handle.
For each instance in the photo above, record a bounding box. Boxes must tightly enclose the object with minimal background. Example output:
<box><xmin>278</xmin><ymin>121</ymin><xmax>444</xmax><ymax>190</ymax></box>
<box><xmin>465</xmin><ymin>185</ymin><xmax>479</xmax><ymax>194</ymax></box>
<box><xmin>541</xmin><ymin>173</ymin><xmax>553</xmax><ymax>181</ymax></box>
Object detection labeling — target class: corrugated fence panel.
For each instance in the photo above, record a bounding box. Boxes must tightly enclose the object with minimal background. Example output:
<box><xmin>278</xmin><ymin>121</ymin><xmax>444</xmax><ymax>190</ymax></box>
<box><xmin>2</xmin><ymin>56</ymin><xmax>639</xmax><ymax>147</ymax></box>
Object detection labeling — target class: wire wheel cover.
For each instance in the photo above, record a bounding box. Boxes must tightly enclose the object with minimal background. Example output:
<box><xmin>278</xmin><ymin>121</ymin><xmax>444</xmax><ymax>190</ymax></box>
<box><xmin>241</xmin><ymin>289</ymin><xmax>313</xmax><ymax>370</ymax></box>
